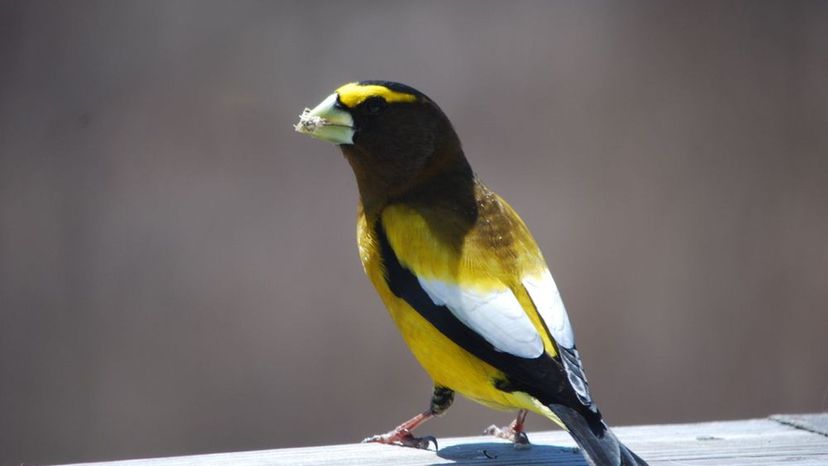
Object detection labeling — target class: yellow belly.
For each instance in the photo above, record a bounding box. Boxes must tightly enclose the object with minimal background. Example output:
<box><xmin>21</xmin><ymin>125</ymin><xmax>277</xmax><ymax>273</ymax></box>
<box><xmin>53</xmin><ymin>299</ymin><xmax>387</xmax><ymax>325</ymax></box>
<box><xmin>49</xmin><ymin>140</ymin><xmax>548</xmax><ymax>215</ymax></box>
<box><xmin>381</xmin><ymin>288</ymin><xmax>546</xmax><ymax>415</ymax></box>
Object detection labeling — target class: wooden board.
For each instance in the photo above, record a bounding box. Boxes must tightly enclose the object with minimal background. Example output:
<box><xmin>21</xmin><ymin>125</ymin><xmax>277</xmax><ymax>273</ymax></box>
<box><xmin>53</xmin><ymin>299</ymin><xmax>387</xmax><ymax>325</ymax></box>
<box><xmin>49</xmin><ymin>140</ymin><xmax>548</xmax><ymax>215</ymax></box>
<box><xmin>61</xmin><ymin>414</ymin><xmax>828</xmax><ymax>466</ymax></box>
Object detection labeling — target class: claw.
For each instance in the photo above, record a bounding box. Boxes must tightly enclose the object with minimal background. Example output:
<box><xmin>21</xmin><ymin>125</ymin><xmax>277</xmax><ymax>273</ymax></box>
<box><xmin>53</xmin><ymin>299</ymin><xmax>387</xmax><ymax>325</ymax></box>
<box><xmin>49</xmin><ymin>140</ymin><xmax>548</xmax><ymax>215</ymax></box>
<box><xmin>513</xmin><ymin>431</ymin><xmax>531</xmax><ymax>449</ymax></box>
<box><xmin>484</xmin><ymin>422</ymin><xmax>532</xmax><ymax>449</ymax></box>
<box><xmin>420</xmin><ymin>435</ymin><xmax>438</xmax><ymax>451</ymax></box>
<box><xmin>484</xmin><ymin>424</ymin><xmax>503</xmax><ymax>436</ymax></box>
<box><xmin>363</xmin><ymin>429</ymin><xmax>438</xmax><ymax>451</ymax></box>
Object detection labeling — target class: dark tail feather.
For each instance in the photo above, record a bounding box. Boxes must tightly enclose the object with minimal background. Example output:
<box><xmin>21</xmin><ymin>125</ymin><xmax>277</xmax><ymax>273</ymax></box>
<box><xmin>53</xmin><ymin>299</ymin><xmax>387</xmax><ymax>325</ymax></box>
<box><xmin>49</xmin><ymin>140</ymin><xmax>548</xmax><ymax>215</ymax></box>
<box><xmin>548</xmin><ymin>404</ymin><xmax>648</xmax><ymax>466</ymax></box>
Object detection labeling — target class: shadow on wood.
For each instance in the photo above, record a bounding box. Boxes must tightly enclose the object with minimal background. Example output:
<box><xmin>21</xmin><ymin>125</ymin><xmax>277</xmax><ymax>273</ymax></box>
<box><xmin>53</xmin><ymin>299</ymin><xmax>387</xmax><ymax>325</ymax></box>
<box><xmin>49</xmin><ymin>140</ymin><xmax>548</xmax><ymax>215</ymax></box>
<box><xmin>435</xmin><ymin>441</ymin><xmax>585</xmax><ymax>465</ymax></box>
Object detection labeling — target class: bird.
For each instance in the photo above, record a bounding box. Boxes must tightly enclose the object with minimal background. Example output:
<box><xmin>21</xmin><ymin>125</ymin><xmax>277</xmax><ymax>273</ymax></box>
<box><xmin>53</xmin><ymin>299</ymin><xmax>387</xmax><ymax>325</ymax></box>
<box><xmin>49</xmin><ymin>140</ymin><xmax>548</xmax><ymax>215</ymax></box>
<box><xmin>294</xmin><ymin>80</ymin><xmax>648</xmax><ymax>466</ymax></box>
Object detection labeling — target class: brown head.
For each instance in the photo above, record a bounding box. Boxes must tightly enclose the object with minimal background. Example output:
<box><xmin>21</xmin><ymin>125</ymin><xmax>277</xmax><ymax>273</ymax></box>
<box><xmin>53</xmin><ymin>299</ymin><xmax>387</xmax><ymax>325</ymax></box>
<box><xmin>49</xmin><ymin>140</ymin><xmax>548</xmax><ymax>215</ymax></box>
<box><xmin>295</xmin><ymin>81</ymin><xmax>474</xmax><ymax>215</ymax></box>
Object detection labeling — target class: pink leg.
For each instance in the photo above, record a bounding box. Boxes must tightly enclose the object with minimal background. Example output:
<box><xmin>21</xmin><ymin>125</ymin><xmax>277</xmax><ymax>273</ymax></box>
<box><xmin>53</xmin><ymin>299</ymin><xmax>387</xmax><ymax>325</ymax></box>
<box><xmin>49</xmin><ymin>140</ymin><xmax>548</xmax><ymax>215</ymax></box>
<box><xmin>362</xmin><ymin>411</ymin><xmax>438</xmax><ymax>450</ymax></box>
<box><xmin>484</xmin><ymin>409</ymin><xmax>531</xmax><ymax>449</ymax></box>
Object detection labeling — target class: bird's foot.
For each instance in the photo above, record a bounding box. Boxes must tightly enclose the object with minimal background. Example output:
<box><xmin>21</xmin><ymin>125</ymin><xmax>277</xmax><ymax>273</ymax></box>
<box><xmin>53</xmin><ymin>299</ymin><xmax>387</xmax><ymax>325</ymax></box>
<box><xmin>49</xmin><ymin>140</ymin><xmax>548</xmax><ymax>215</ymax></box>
<box><xmin>363</xmin><ymin>428</ymin><xmax>438</xmax><ymax>450</ymax></box>
<box><xmin>484</xmin><ymin>423</ymin><xmax>531</xmax><ymax>449</ymax></box>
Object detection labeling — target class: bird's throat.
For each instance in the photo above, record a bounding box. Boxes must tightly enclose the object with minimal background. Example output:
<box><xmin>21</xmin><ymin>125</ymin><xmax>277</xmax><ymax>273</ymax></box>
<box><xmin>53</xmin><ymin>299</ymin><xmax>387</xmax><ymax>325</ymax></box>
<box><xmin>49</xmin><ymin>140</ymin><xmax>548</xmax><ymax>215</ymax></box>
<box><xmin>342</xmin><ymin>145</ymin><xmax>476</xmax><ymax>222</ymax></box>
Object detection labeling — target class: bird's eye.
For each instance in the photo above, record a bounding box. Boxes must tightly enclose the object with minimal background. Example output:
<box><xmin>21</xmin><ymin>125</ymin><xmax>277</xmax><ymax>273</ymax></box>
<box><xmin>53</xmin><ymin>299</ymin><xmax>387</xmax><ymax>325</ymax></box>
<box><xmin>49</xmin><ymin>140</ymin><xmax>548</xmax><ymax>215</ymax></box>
<box><xmin>364</xmin><ymin>97</ymin><xmax>387</xmax><ymax>114</ymax></box>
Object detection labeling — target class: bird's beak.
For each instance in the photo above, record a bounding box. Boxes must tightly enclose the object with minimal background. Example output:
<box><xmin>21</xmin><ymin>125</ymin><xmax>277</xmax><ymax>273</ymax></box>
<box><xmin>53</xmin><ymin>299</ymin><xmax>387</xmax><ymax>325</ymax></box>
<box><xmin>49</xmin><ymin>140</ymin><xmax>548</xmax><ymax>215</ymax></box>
<box><xmin>294</xmin><ymin>93</ymin><xmax>354</xmax><ymax>145</ymax></box>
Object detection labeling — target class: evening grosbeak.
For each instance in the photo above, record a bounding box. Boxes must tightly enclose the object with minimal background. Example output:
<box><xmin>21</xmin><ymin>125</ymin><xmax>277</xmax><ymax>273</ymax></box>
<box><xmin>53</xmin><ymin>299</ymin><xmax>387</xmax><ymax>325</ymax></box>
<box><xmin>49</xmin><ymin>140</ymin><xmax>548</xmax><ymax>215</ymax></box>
<box><xmin>294</xmin><ymin>81</ymin><xmax>647</xmax><ymax>466</ymax></box>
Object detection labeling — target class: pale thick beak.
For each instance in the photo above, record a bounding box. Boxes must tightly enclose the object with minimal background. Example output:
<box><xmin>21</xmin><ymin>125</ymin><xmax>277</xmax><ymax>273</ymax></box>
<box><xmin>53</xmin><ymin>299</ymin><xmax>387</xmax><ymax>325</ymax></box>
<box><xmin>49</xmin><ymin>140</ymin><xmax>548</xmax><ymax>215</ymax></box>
<box><xmin>294</xmin><ymin>93</ymin><xmax>354</xmax><ymax>145</ymax></box>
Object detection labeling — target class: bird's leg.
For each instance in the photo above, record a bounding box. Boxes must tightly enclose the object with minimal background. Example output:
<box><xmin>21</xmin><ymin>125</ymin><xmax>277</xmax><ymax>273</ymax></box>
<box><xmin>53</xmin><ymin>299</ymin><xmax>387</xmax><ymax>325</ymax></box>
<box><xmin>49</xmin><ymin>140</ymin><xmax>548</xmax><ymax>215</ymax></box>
<box><xmin>485</xmin><ymin>409</ymin><xmax>531</xmax><ymax>449</ymax></box>
<box><xmin>362</xmin><ymin>411</ymin><xmax>435</xmax><ymax>449</ymax></box>
<box><xmin>429</xmin><ymin>385</ymin><xmax>455</xmax><ymax>417</ymax></box>
<box><xmin>362</xmin><ymin>385</ymin><xmax>454</xmax><ymax>450</ymax></box>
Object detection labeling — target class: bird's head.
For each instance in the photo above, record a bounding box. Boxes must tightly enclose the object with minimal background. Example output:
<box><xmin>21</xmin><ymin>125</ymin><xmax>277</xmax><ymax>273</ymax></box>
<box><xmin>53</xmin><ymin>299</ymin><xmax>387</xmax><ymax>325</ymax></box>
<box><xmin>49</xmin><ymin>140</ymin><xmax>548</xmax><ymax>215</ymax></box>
<box><xmin>295</xmin><ymin>81</ymin><xmax>470</xmax><ymax>209</ymax></box>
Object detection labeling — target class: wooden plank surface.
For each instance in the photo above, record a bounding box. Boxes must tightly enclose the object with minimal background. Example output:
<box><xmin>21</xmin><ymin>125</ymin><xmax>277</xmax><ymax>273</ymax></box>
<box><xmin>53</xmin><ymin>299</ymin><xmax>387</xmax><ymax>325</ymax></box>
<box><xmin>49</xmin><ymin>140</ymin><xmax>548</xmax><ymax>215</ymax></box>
<box><xmin>771</xmin><ymin>413</ymin><xmax>828</xmax><ymax>437</ymax></box>
<box><xmin>63</xmin><ymin>414</ymin><xmax>828</xmax><ymax>466</ymax></box>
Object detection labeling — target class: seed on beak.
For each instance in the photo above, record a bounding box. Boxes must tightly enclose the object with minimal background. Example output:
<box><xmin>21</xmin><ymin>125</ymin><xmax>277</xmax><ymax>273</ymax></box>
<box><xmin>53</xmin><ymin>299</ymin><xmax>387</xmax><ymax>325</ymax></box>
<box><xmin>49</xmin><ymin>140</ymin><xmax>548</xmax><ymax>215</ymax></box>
<box><xmin>294</xmin><ymin>108</ymin><xmax>328</xmax><ymax>133</ymax></box>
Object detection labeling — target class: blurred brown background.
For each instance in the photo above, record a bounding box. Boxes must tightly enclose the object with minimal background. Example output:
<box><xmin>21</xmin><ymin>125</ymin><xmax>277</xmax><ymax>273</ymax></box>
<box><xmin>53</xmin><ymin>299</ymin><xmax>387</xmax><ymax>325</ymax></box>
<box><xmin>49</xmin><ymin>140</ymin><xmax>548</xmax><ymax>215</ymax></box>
<box><xmin>1</xmin><ymin>1</ymin><xmax>827</xmax><ymax>465</ymax></box>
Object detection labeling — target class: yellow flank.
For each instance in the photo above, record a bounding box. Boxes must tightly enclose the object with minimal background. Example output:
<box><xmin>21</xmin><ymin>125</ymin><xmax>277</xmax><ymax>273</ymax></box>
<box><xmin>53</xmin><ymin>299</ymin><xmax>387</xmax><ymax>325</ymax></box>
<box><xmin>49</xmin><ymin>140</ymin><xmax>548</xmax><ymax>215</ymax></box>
<box><xmin>336</xmin><ymin>82</ymin><xmax>418</xmax><ymax>108</ymax></box>
<box><xmin>355</xmin><ymin>185</ymin><xmax>566</xmax><ymax>424</ymax></box>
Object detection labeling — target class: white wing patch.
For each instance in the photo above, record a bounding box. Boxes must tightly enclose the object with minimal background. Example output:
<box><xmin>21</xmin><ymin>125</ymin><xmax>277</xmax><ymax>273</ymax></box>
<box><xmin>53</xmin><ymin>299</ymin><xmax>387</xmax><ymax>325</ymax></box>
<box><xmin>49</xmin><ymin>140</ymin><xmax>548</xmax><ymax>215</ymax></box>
<box><xmin>522</xmin><ymin>269</ymin><xmax>575</xmax><ymax>349</ymax></box>
<box><xmin>523</xmin><ymin>270</ymin><xmax>592</xmax><ymax>405</ymax></box>
<box><xmin>417</xmin><ymin>277</ymin><xmax>544</xmax><ymax>359</ymax></box>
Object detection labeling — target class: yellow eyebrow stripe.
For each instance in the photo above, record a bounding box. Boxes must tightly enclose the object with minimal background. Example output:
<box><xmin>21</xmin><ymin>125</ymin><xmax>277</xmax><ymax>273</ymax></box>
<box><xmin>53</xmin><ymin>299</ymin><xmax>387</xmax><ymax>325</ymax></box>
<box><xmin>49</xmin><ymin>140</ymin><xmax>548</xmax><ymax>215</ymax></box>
<box><xmin>335</xmin><ymin>82</ymin><xmax>418</xmax><ymax>108</ymax></box>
